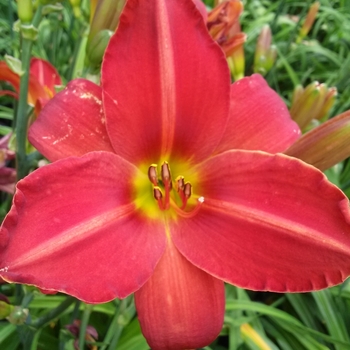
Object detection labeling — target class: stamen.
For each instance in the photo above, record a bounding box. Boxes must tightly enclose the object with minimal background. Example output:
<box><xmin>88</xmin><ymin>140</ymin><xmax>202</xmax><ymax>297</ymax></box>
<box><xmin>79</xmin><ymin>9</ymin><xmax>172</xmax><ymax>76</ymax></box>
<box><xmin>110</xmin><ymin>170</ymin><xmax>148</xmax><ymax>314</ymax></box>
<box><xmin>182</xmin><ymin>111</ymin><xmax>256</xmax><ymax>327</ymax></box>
<box><xmin>175</xmin><ymin>176</ymin><xmax>185</xmax><ymax>192</ymax></box>
<box><xmin>170</xmin><ymin>197</ymin><xmax>204</xmax><ymax>218</ymax></box>
<box><xmin>178</xmin><ymin>182</ymin><xmax>192</xmax><ymax>209</ymax></box>
<box><xmin>153</xmin><ymin>186</ymin><xmax>164</xmax><ymax>210</ymax></box>
<box><xmin>148</xmin><ymin>164</ymin><xmax>158</xmax><ymax>186</ymax></box>
<box><xmin>161</xmin><ymin>162</ymin><xmax>172</xmax><ymax>189</ymax></box>
<box><xmin>161</xmin><ymin>162</ymin><xmax>172</xmax><ymax>209</ymax></box>
<box><xmin>184</xmin><ymin>182</ymin><xmax>192</xmax><ymax>198</ymax></box>
<box><xmin>175</xmin><ymin>176</ymin><xmax>186</xmax><ymax>208</ymax></box>
<box><xmin>147</xmin><ymin>162</ymin><xmax>202</xmax><ymax>217</ymax></box>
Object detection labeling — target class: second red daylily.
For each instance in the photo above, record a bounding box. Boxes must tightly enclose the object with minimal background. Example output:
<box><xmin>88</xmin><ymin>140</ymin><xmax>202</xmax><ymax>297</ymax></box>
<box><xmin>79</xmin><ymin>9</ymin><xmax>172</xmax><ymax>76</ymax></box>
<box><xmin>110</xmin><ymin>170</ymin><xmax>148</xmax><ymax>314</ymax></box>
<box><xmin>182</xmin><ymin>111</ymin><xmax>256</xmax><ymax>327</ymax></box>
<box><xmin>1</xmin><ymin>1</ymin><xmax>350</xmax><ymax>349</ymax></box>
<box><xmin>0</xmin><ymin>58</ymin><xmax>61</xmax><ymax>115</ymax></box>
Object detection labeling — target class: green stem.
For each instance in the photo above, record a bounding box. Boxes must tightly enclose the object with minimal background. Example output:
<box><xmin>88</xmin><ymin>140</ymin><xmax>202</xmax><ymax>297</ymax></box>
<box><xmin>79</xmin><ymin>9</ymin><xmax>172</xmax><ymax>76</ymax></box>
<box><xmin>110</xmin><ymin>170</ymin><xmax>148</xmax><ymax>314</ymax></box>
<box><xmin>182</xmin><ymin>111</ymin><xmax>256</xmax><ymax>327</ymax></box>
<box><xmin>21</xmin><ymin>291</ymin><xmax>34</xmax><ymax>308</ymax></box>
<box><xmin>15</xmin><ymin>37</ymin><xmax>33</xmax><ymax>181</ymax></box>
<box><xmin>78</xmin><ymin>303</ymin><xmax>94</xmax><ymax>350</ymax></box>
<box><xmin>15</xmin><ymin>5</ymin><xmax>43</xmax><ymax>181</ymax></box>
<box><xmin>100</xmin><ymin>299</ymin><xmax>128</xmax><ymax>350</ymax></box>
<box><xmin>14</xmin><ymin>284</ymin><xmax>25</xmax><ymax>305</ymax></box>
<box><xmin>30</xmin><ymin>296</ymin><xmax>75</xmax><ymax>329</ymax></box>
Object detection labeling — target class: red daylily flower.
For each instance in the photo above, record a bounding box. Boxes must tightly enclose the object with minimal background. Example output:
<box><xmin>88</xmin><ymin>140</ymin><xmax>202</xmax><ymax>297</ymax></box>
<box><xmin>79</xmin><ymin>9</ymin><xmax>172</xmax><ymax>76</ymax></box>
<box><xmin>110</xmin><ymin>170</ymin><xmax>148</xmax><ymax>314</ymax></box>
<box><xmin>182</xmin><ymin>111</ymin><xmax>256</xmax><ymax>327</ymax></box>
<box><xmin>0</xmin><ymin>58</ymin><xmax>61</xmax><ymax>114</ymax></box>
<box><xmin>1</xmin><ymin>0</ymin><xmax>350</xmax><ymax>349</ymax></box>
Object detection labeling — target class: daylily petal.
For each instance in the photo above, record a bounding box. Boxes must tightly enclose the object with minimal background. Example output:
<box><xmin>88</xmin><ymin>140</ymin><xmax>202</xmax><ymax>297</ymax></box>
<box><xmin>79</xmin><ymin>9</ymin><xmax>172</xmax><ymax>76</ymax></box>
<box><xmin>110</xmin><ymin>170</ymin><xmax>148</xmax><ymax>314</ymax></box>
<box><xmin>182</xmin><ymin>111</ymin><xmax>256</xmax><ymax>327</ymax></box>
<box><xmin>29</xmin><ymin>79</ymin><xmax>115</xmax><ymax>162</ymax></box>
<box><xmin>135</xmin><ymin>238</ymin><xmax>224</xmax><ymax>350</ymax></box>
<box><xmin>192</xmin><ymin>0</ymin><xmax>208</xmax><ymax>21</ymax></box>
<box><xmin>0</xmin><ymin>152</ymin><xmax>166</xmax><ymax>302</ymax></box>
<box><xmin>215</xmin><ymin>75</ymin><xmax>301</xmax><ymax>154</ymax></box>
<box><xmin>102</xmin><ymin>0</ymin><xmax>230</xmax><ymax>165</ymax></box>
<box><xmin>172</xmin><ymin>151</ymin><xmax>350</xmax><ymax>292</ymax></box>
<box><xmin>30</xmin><ymin>58</ymin><xmax>62</xmax><ymax>96</ymax></box>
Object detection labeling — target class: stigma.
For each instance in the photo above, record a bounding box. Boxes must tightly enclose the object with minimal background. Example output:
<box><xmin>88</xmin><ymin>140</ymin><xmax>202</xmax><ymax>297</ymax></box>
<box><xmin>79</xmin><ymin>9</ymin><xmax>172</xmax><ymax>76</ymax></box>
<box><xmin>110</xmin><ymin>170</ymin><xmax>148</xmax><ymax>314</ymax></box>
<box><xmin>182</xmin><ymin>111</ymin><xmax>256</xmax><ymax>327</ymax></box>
<box><xmin>147</xmin><ymin>162</ymin><xmax>204</xmax><ymax>218</ymax></box>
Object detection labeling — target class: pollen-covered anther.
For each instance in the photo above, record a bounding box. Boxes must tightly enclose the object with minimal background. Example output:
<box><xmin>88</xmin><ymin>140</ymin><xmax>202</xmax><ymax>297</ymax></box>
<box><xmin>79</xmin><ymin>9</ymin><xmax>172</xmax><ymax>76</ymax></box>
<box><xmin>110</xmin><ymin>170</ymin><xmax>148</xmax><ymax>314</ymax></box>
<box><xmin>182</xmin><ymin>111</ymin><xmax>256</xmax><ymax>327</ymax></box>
<box><xmin>160</xmin><ymin>162</ymin><xmax>172</xmax><ymax>209</ymax></box>
<box><xmin>175</xmin><ymin>176</ymin><xmax>185</xmax><ymax>192</ymax></box>
<box><xmin>184</xmin><ymin>182</ymin><xmax>192</xmax><ymax>198</ymax></box>
<box><xmin>148</xmin><ymin>164</ymin><xmax>158</xmax><ymax>186</ymax></box>
<box><xmin>147</xmin><ymin>163</ymin><xmax>204</xmax><ymax>217</ymax></box>
<box><xmin>153</xmin><ymin>186</ymin><xmax>164</xmax><ymax>210</ymax></box>
<box><xmin>161</xmin><ymin>162</ymin><xmax>172</xmax><ymax>190</ymax></box>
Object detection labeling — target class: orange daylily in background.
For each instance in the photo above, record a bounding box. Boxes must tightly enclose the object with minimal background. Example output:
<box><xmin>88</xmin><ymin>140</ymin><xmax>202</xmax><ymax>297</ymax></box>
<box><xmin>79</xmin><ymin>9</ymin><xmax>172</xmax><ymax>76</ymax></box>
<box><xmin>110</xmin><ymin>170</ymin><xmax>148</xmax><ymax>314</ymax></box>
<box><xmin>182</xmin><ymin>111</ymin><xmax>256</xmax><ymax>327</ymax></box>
<box><xmin>0</xmin><ymin>58</ymin><xmax>61</xmax><ymax>115</ymax></box>
<box><xmin>207</xmin><ymin>0</ymin><xmax>245</xmax><ymax>57</ymax></box>
<box><xmin>207</xmin><ymin>0</ymin><xmax>246</xmax><ymax>79</ymax></box>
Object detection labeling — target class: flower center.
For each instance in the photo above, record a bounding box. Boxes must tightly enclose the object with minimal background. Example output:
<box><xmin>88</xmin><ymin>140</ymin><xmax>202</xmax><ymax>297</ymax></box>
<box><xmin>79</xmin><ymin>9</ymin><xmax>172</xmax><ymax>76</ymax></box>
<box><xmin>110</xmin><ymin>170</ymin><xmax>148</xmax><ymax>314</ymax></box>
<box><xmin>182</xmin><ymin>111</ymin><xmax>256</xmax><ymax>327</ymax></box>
<box><xmin>147</xmin><ymin>162</ymin><xmax>204</xmax><ymax>218</ymax></box>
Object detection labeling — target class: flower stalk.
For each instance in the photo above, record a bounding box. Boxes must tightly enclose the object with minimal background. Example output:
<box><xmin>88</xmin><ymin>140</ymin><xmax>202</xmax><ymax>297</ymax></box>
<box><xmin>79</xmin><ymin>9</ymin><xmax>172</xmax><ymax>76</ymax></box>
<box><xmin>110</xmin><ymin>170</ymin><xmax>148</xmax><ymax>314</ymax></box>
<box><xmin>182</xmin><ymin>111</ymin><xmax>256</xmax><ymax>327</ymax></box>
<box><xmin>30</xmin><ymin>296</ymin><xmax>75</xmax><ymax>329</ymax></box>
<box><xmin>15</xmin><ymin>5</ymin><xmax>43</xmax><ymax>180</ymax></box>
<box><xmin>77</xmin><ymin>304</ymin><xmax>94</xmax><ymax>350</ymax></box>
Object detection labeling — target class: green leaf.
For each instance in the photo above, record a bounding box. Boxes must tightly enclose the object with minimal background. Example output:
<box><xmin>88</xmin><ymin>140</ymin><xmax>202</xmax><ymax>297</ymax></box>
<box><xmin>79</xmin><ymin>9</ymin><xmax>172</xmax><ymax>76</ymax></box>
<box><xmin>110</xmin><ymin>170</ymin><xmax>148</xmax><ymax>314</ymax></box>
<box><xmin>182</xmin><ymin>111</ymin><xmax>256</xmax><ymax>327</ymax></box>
<box><xmin>4</xmin><ymin>54</ymin><xmax>23</xmax><ymax>76</ymax></box>
<box><xmin>312</xmin><ymin>289</ymin><xmax>350</xmax><ymax>350</ymax></box>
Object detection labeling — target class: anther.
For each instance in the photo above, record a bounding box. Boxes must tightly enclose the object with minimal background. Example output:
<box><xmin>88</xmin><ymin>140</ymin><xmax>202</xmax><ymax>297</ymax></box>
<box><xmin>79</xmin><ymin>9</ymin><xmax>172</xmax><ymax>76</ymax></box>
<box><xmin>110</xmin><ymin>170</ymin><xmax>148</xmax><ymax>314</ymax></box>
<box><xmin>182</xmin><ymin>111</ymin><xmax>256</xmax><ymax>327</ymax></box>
<box><xmin>153</xmin><ymin>186</ymin><xmax>164</xmax><ymax>210</ymax></box>
<box><xmin>153</xmin><ymin>186</ymin><xmax>163</xmax><ymax>200</ymax></box>
<box><xmin>148</xmin><ymin>164</ymin><xmax>158</xmax><ymax>186</ymax></box>
<box><xmin>175</xmin><ymin>176</ymin><xmax>185</xmax><ymax>192</ymax></box>
<box><xmin>184</xmin><ymin>182</ymin><xmax>192</xmax><ymax>198</ymax></box>
<box><xmin>161</xmin><ymin>162</ymin><xmax>172</xmax><ymax>190</ymax></box>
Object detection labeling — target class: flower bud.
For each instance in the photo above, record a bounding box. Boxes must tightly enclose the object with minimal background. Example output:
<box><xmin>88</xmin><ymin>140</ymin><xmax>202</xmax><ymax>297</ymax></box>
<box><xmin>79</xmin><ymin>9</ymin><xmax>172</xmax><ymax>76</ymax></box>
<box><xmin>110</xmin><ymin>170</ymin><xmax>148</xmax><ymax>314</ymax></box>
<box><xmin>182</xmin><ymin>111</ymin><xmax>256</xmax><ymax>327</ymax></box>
<box><xmin>7</xmin><ymin>306</ymin><xmax>29</xmax><ymax>325</ymax></box>
<box><xmin>17</xmin><ymin>0</ymin><xmax>33</xmax><ymax>24</ymax></box>
<box><xmin>254</xmin><ymin>25</ymin><xmax>277</xmax><ymax>75</ymax></box>
<box><xmin>0</xmin><ymin>301</ymin><xmax>13</xmax><ymax>319</ymax></box>
<box><xmin>297</xmin><ymin>2</ymin><xmax>320</xmax><ymax>43</ymax></box>
<box><xmin>207</xmin><ymin>0</ymin><xmax>246</xmax><ymax>80</ymax></box>
<box><xmin>285</xmin><ymin>110</ymin><xmax>350</xmax><ymax>171</ymax></box>
<box><xmin>68</xmin><ymin>0</ymin><xmax>81</xmax><ymax>18</ymax></box>
<box><xmin>88</xmin><ymin>0</ymin><xmax>125</xmax><ymax>45</ymax></box>
<box><xmin>227</xmin><ymin>38</ymin><xmax>246</xmax><ymax>81</ymax></box>
<box><xmin>86</xmin><ymin>29</ymin><xmax>113</xmax><ymax>66</ymax></box>
<box><xmin>86</xmin><ymin>0</ymin><xmax>126</xmax><ymax>67</ymax></box>
<box><xmin>290</xmin><ymin>82</ymin><xmax>337</xmax><ymax>131</ymax></box>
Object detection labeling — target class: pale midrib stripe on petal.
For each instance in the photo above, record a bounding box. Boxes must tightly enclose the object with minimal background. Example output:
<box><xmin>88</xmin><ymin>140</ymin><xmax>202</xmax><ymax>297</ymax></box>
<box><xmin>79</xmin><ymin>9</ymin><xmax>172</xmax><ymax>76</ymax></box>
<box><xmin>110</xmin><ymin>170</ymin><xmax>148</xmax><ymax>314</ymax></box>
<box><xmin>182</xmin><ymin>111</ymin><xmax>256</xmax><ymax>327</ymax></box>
<box><xmin>156</xmin><ymin>0</ymin><xmax>176</xmax><ymax>157</ymax></box>
<box><xmin>204</xmin><ymin>198</ymin><xmax>350</xmax><ymax>255</ymax></box>
<box><xmin>6</xmin><ymin>203</ymin><xmax>135</xmax><ymax>271</ymax></box>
